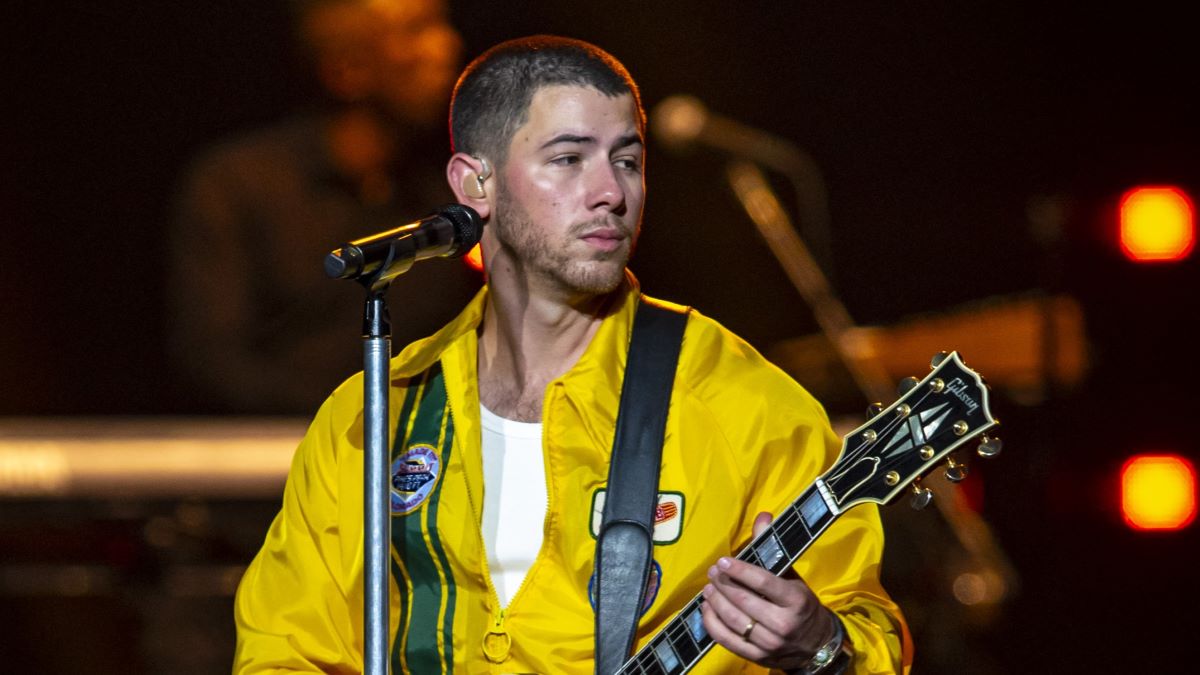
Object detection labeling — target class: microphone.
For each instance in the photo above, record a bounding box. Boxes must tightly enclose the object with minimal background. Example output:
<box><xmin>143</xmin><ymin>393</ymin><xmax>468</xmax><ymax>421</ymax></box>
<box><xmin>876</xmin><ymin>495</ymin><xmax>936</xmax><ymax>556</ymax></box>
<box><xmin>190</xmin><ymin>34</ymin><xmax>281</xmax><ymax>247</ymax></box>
<box><xmin>650</xmin><ymin>94</ymin><xmax>836</xmax><ymax>279</ymax></box>
<box><xmin>651</xmin><ymin>95</ymin><xmax>809</xmax><ymax>173</ymax></box>
<box><xmin>324</xmin><ymin>203</ymin><xmax>483</xmax><ymax>285</ymax></box>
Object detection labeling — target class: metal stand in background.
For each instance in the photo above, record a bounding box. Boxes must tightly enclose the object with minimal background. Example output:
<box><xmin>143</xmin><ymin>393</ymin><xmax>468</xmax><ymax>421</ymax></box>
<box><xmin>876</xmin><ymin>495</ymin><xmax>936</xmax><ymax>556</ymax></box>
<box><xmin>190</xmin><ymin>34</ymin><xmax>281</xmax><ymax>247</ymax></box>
<box><xmin>362</xmin><ymin>287</ymin><xmax>392</xmax><ymax>675</ymax></box>
<box><xmin>723</xmin><ymin>159</ymin><xmax>1017</xmax><ymax>610</ymax></box>
<box><xmin>725</xmin><ymin>160</ymin><xmax>892</xmax><ymax>405</ymax></box>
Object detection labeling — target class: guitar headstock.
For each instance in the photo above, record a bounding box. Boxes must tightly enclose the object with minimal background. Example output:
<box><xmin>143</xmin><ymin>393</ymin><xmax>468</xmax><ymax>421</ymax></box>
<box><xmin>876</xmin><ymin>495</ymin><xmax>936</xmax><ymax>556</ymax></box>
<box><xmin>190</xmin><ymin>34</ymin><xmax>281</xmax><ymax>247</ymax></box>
<box><xmin>821</xmin><ymin>351</ymin><xmax>1001</xmax><ymax>510</ymax></box>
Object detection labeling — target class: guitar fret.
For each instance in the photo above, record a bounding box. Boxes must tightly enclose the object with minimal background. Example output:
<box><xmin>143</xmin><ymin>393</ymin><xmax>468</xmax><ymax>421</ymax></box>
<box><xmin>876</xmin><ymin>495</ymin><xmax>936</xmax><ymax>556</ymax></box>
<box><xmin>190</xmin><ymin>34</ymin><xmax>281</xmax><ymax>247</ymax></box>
<box><xmin>753</xmin><ymin>529</ymin><xmax>788</xmax><ymax>573</ymax></box>
<box><xmin>799</xmin><ymin>487</ymin><xmax>832</xmax><ymax>530</ymax></box>
<box><xmin>777</xmin><ymin>505</ymin><xmax>816</xmax><ymax>560</ymax></box>
<box><xmin>619</xmin><ymin>599</ymin><xmax>712</xmax><ymax>675</ymax></box>
<box><xmin>738</xmin><ymin>546</ymin><xmax>763</xmax><ymax>567</ymax></box>
<box><xmin>642</xmin><ymin>656</ymin><xmax>666</xmax><ymax>675</ymax></box>
<box><xmin>652</xmin><ymin>637</ymin><xmax>681</xmax><ymax>673</ymax></box>
<box><xmin>669</xmin><ymin>620</ymin><xmax>701</xmax><ymax>665</ymax></box>
<box><xmin>635</xmin><ymin>634</ymin><xmax>664</xmax><ymax>674</ymax></box>
<box><xmin>673</xmin><ymin>602</ymin><xmax>707</xmax><ymax>662</ymax></box>
<box><xmin>683</xmin><ymin>601</ymin><xmax>709</xmax><ymax>647</ymax></box>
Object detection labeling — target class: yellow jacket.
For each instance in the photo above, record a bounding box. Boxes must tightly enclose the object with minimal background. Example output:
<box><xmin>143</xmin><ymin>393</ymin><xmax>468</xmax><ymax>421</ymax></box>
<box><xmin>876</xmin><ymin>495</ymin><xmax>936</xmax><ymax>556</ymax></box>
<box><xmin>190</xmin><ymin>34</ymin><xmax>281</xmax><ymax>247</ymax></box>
<box><xmin>234</xmin><ymin>278</ymin><xmax>910</xmax><ymax>674</ymax></box>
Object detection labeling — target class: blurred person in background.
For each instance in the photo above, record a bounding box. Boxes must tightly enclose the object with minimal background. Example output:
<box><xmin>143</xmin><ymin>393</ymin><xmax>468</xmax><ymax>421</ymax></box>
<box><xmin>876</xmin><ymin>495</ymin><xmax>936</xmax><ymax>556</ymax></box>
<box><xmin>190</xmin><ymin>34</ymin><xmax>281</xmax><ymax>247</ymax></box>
<box><xmin>169</xmin><ymin>0</ymin><xmax>478</xmax><ymax>414</ymax></box>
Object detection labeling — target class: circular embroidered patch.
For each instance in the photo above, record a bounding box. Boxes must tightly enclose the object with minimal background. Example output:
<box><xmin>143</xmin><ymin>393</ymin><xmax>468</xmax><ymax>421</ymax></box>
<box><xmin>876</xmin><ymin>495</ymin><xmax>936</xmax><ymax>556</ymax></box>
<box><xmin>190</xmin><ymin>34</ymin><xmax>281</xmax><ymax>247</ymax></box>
<box><xmin>587</xmin><ymin>559</ymin><xmax>662</xmax><ymax>616</ymax></box>
<box><xmin>391</xmin><ymin>444</ymin><xmax>440</xmax><ymax>514</ymax></box>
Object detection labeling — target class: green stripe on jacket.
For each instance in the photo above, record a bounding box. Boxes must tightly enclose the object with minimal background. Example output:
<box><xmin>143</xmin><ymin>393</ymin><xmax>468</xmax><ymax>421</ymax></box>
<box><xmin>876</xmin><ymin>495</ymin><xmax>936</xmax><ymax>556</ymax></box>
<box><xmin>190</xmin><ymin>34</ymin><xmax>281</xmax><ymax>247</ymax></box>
<box><xmin>389</xmin><ymin>364</ymin><xmax>457</xmax><ymax>674</ymax></box>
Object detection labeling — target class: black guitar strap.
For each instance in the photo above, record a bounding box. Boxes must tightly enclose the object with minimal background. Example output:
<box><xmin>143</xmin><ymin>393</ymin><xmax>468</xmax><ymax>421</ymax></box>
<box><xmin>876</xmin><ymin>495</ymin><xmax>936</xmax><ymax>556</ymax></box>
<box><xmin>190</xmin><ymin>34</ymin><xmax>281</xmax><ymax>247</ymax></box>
<box><xmin>593</xmin><ymin>298</ymin><xmax>689</xmax><ymax>675</ymax></box>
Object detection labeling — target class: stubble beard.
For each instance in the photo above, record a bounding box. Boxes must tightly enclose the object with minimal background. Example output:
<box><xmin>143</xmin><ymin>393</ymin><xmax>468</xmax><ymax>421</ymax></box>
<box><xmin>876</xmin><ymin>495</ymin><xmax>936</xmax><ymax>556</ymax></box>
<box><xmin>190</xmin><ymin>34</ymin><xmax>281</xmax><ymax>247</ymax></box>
<box><xmin>493</xmin><ymin>186</ymin><xmax>639</xmax><ymax>297</ymax></box>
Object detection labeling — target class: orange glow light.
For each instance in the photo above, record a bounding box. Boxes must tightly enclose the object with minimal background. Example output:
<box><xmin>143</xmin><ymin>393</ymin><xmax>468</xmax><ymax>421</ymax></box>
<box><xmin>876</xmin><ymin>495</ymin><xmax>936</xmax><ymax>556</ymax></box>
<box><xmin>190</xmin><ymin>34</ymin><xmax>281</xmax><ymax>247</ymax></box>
<box><xmin>1121</xmin><ymin>454</ymin><xmax>1197</xmax><ymax>531</ymax></box>
<box><xmin>463</xmin><ymin>243</ymin><xmax>483</xmax><ymax>272</ymax></box>
<box><xmin>1118</xmin><ymin>186</ymin><xmax>1195</xmax><ymax>262</ymax></box>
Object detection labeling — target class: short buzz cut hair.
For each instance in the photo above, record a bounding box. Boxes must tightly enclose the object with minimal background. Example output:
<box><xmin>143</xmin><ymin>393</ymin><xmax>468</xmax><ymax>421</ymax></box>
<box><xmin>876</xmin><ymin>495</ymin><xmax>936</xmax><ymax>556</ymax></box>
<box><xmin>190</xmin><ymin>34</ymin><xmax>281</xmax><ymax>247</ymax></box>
<box><xmin>449</xmin><ymin>35</ymin><xmax>644</xmax><ymax>165</ymax></box>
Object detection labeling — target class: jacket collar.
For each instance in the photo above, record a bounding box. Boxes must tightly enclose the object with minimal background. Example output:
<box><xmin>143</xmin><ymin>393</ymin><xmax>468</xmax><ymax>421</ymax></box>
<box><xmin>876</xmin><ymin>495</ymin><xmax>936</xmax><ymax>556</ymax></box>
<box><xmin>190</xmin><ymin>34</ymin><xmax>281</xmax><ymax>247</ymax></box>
<box><xmin>389</xmin><ymin>271</ymin><xmax>642</xmax><ymax>398</ymax></box>
<box><xmin>389</xmin><ymin>283</ymin><xmax>489</xmax><ymax>381</ymax></box>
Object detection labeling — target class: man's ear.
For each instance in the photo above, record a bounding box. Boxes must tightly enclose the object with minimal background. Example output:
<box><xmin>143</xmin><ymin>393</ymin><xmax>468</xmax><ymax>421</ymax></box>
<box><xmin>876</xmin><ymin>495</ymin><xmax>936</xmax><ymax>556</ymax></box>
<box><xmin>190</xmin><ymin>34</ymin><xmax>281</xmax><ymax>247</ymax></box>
<box><xmin>447</xmin><ymin>153</ymin><xmax>493</xmax><ymax>219</ymax></box>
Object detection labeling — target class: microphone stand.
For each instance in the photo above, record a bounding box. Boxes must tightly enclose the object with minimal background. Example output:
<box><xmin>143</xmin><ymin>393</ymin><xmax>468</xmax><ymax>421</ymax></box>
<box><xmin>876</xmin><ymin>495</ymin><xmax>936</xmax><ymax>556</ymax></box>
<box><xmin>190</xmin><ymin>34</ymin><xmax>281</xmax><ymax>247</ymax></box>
<box><xmin>323</xmin><ymin>204</ymin><xmax>482</xmax><ymax>675</ymax></box>
<box><xmin>360</xmin><ymin>276</ymin><xmax>392</xmax><ymax>675</ymax></box>
<box><xmin>319</xmin><ymin>203</ymin><xmax>483</xmax><ymax>675</ymax></box>
<box><xmin>724</xmin><ymin>160</ymin><xmax>892</xmax><ymax>404</ymax></box>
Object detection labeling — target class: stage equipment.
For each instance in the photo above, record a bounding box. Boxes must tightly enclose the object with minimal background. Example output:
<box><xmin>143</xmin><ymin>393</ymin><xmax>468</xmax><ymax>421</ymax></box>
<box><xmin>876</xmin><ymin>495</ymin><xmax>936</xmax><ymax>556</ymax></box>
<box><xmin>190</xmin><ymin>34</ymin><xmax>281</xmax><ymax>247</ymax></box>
<box><xmin>325</xmin><ymin>203</ymin><xmax>483</xmax><ymax>285</ymax></box>
<box><xmin>652</xmin><ymin>95</ymin><xmax>836</xmax><ymax>278</ymax></box>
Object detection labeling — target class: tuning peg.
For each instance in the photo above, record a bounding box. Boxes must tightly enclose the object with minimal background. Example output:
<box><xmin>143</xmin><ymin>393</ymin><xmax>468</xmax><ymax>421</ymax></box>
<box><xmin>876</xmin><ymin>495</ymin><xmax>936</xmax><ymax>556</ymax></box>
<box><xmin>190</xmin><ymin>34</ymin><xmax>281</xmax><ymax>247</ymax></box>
<box><xmin>865</xmin><ymin>402</ymin><xmax>884</xmax><ymax>419</ymax></box>
<box><xmin>897</xmin><ymin>377</ymin><xmax>920</xmax><ymax>396</ymax></box>
<box><xmin>944</xmin><ymin>456</ymin><xmax>968</xmax><ymax>483</ymax></box>
<box><xmin>977</xmin><ymin>435</ymin><xmax>1003</xmax><ymax>458</ymax></box>
<box><xmin>909</xmin><ymin>482</ymin><xmax>933</xmax><ymax>510</ymax></box>
<box><xmin>930</xmin><ymin>351</ymin><xmax>950</xmax><ymax>368</ymax></box>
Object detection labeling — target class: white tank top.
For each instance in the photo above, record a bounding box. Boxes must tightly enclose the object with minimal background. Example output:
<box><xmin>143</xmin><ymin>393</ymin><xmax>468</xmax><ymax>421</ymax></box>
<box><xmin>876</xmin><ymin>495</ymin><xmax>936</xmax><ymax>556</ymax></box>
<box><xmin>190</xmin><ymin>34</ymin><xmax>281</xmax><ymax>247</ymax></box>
<box><xmin>479</xmin><ymin>404</ymin><xmax>547</xmax><ymax>607</ymax></box>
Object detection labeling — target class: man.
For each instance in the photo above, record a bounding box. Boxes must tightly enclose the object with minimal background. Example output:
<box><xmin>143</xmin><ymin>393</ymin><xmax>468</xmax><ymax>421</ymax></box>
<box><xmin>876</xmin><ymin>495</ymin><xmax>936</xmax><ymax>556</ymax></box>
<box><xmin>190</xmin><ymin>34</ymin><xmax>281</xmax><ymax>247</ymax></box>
<box><xmin>169</xmin><ymin>0</ymin><xmax>476</xmax><ymax>414</ymax></box>
<box><xmin>235</xmin><ymin>36</ymin><xmax>910</xmax><ymax>673</ymax></box>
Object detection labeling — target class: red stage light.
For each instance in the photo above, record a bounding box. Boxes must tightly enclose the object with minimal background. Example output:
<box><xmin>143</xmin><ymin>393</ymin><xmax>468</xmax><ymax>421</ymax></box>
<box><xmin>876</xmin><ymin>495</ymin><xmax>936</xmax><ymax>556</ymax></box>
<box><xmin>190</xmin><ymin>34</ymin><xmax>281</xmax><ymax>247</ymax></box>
<box><xmin>1118</xmin><ymin>186</ymin><xmax>1195</xmax><ymax>262</ymax></box>
<box><xmin>1120</xmin><ymin>454</ymin><xmax>1197</xmax><ymax>531</ymax></box>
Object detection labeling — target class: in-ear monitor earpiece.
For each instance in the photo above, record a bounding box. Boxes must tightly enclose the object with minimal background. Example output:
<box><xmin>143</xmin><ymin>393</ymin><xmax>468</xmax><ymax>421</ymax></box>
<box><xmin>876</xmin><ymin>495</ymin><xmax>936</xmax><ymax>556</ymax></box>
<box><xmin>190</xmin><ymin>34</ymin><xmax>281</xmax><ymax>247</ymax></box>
<box><xmin>463</xmin><ymin>156</ymin><xmax>491</xmax><ymax>199</ymax></box>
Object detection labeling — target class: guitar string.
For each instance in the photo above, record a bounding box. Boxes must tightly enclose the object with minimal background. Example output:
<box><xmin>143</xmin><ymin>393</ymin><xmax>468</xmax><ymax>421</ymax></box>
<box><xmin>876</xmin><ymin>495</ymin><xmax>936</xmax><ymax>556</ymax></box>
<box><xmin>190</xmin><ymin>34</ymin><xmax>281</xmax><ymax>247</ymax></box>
<box><xmin>763</xmin><ymin>384</ymin><xmax>931</xmax><ymax>547</ymax></box>
<box><xmin>738</xmin><ymin>385</ymin><xmax>941</xmax><ymax>580</ymax></box>
<box><xmin>836</xmin><ymin>386</ymin><xmax>937</xmax><ymax>473</ymax></box>
<box><xmin>625</xmin><ymin>599</ymin><xmax>709</xmax><ymax>673</ymax></box>
<box><xmin>644</xmin><ymin>598</ymin><xmax>709</xmax><ymax>672</ymax></box>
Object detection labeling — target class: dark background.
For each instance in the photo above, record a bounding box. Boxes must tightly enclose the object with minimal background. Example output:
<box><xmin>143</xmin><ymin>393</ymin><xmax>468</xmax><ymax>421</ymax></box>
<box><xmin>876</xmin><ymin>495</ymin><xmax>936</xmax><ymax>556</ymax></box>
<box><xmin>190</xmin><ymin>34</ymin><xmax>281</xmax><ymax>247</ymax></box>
<box><xmin>3</xmin><ymin>1</ymin><xmax>1198</xmax><ymax>672</ymax></box>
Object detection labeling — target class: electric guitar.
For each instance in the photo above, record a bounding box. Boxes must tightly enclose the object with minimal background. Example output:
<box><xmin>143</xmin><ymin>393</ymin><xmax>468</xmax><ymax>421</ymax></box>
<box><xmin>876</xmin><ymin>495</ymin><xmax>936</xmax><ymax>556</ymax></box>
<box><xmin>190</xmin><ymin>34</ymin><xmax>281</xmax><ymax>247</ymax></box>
<box><xmin>616</xmin><ymin>351</ymin><xmax>1001</xmax><ymax>674</ymax></box>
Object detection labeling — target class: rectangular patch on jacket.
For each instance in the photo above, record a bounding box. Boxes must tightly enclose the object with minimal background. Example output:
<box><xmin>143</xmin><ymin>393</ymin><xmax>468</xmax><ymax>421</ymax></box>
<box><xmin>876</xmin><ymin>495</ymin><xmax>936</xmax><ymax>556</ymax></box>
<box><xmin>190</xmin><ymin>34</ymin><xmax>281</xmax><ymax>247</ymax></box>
<box><xmin>589</xmin><ymin>489</ymin><xmax>685</xmax><ymax>544</ymax></box>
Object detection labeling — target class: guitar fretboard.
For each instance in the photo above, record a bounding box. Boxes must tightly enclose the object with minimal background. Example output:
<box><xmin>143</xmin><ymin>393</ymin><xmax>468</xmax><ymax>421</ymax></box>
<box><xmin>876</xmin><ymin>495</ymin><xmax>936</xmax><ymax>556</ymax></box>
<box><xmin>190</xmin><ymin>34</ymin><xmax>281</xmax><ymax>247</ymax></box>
<box><xmin>615</xmin><ymin>484</ymin><xmax>837</xmax><ymax>674</ymax></box>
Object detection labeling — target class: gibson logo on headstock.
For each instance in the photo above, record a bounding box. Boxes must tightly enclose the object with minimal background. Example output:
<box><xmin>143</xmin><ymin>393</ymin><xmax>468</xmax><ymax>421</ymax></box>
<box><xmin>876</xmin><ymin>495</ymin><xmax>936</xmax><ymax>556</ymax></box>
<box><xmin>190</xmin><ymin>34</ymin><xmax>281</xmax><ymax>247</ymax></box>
<box><xmin>945</xmin><ymin>377</ymin><xmax>980</xmax><ymax>415</ymax></box>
